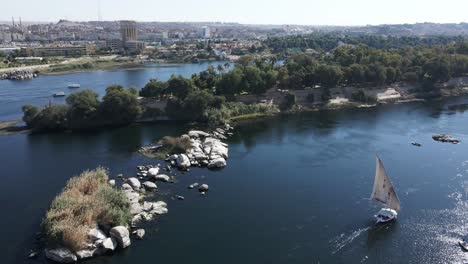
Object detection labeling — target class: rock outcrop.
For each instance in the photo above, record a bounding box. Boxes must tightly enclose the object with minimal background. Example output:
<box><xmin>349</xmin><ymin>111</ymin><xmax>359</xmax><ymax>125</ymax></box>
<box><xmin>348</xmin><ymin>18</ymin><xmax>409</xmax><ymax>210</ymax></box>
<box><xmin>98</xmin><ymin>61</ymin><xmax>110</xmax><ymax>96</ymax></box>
<box><xmin>110</xmin><ymin>226</ymin><xmax>131</xmax><ymax>248</ymax></box>
<box><xmin>176</xmin><ymin>154</ymin><xmax>191</xmax><ymax>169</ymax></box>
<box><xmin>142</xmin><ymin>181</ymin><xmax>157</xmax><ymax>190</ymax></box>
<box><xmin>101</xmin><ymin>237</ymin><xmax>118</xmax><ymax>252</ymax></box>
<box><xmin>432</xmin><ymin>134</ymin><xmax>461</xmax><ymax>144</ymax></box>
<box><xmin>127</xmin><ymin>178</ymin><xmax>141</xmax><ymax>189</ymax></box>
<box><xmin>135</xmin><ymin>229</ymin><xmax>145</xmax><ymax>240</ymax></box>
<box><xmin>139</xmin><ymin>125</ymin><xmax>234</xmax><ymax>171</ymax></box>
<box><xmin>45</xmin><ymin>248</ymin><xmax>77</xmax><ymax>263</ymax></box>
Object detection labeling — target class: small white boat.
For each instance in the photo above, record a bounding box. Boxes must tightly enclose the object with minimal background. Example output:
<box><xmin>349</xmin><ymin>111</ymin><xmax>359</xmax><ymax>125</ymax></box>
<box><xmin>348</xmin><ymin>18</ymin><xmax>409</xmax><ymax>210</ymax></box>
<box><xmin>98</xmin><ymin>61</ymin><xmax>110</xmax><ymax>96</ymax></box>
<box><xmin>459</xmin><ymin>240</ymin><xmax>468</xmax><ymax>251</ymax></box>
<box><xmin>67</xmin><ymin>84</ymin><xmax>80</xmax><ymax>88</ymax></box>
<box><xmin>370</xmin><ymin>155</ymin><xmax>401</xmax><ymax>224</ymax></box>
<box><xmin>53</xmin><ymin>92</ymin><xmax>66</xmax><ymax>97</ymax></box>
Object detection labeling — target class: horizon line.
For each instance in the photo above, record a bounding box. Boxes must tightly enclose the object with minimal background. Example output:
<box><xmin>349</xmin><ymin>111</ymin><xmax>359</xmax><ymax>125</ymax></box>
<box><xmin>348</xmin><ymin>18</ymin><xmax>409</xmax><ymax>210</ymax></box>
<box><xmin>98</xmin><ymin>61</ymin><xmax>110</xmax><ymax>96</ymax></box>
<box><xmin>1</xmin><ymin>20</ymin><xmax>467</xmax><ymax>28</ymax></box>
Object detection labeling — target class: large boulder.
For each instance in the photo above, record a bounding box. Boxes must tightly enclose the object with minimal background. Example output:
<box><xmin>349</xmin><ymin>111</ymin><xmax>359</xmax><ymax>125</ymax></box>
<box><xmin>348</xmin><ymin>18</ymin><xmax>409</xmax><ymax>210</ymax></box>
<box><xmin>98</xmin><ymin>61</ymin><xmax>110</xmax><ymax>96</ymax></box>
<box><xmin>150</xmin><ymin>201</ymin><xmax>168</xmax><ymax>215</ymax></box>
<box><xmin>127</xmin><ymin>178</ymin><xmax>141</xmax><ymax>189</ymax></box>
<box><xmin>110</xmin><ymin>226</ymin><xmax>131</xmax><ymax>248</ymax></box>
<box><xmin>124</xmin><ymin>190</ymin><xmax>139</xmax><ymax>204</ymax></box>
<box><xmin>45</xmin><ymin>248</ymin><xmax>77</xmax><ymax>263</ymax></box>
<box><xmin>155</xmin><ymin>174</ymin><xmax>170</xmax><ymax>182</ymax></box>
<box><xmin>129</xmin><ymin>202</ymin><xmax>143</xmax><ymax>215</ymax></box>
<box><xmin>188</xmin><ymin>130</ymin><xmax>210</xmax><ymax>138</ymax></box>
<box><xmin>176</xmin><ymin>154</ymin><xmax>191</xmax><ymax>169</ymax></box>
<box><xmin>148</xmin><ymin>167</ymin><xmax>159</xmax><ymax>176</ymax></box>
<box><xmin>208</xmin><ymin>157</ymin><xmax>227</xmax><ymax>169</ymax></box>
<box><xmin>88</xmin><ymin>227</ymin><xmax>106</xmax><ymax>242</ymax></box>
<box><xmin>198</xmin><ymin>184</ymin><xmax>209</xmax><ymax>192</ymax></box>
<box><xmin>75</xmin><ymin>249</ymin><xmax>95</xmax><ymax>260</ymax></box>
<box><xmin>142</xmin><ymin>181</ymin><xmax>157</xmax><ymax>190</ymax></box>
<box><xmin>135</xmin><ymin>229</ymin><xmax>145</xmax><ymax>240</ymax></box>
<box><xmin>122</xmin><ymin>183</ymin><xmax>133</xmax><ymax>191</ymax></box>
<box><xmin>432</xmin><ymin>134</ymin><xmax>461</xmax><ymax>144</ymax></box>
<box><xmin>204</xmin><ymin>138</ymin><xmax>228</xmax><ymax>158</ymax></box>
<box><xmin>101</xmin><ymin>237</ymin><xmax>118</xmax><ymax>251</ymax></box>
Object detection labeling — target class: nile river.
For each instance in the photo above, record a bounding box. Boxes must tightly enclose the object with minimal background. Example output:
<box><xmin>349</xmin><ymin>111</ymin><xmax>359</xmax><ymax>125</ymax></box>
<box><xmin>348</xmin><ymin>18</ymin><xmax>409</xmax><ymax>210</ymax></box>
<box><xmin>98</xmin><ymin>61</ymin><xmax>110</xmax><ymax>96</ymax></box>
<box><xmin>1</xmin><ymin>63</ymin><xmax>468</xmax><ymax>263</ymax></box>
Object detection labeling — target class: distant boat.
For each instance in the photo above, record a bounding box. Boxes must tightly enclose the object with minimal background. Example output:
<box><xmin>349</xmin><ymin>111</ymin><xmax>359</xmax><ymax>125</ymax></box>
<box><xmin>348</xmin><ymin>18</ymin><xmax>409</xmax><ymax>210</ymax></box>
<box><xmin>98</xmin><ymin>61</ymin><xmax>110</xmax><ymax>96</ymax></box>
<box><xmin>67</xmin><ymin>84</ymin><xmax>80</xmax><ymax>88</ymax></box>
<box><xmin>370</xmin><ymin>155</ymin><xmax>401</xmax><ymax>224</ymax></box>
<box><xmin>459</xmin><ymin>240</ymin><xmax>468</xmax><ymax>251</ymax></box>
<box><xmin>53</xmin><ymin>92</ymin><xmax>66</xmax><ymax>97</ymax></box>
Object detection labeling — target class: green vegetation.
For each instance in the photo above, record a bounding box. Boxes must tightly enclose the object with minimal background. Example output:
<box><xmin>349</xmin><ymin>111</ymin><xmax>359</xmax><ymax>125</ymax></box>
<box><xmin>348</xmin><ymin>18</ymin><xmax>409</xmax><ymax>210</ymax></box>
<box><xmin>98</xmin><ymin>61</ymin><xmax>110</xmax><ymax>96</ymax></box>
<box><xmin>351</xmin><ymin>89</ymin><xmax>378</xmax><ymax>104</ymax></box>
<box><xmin>204</xmin><ymin>102</ymin><xmax>279</xmax><ymax>126</ymax></box>
<box><xmin>42</xmin><ymin>167</ymin><xmax>130</xmax><ymax>251</ymax></box>
<box><xmin>280</xmin><ymin>92</ymin><xmax>296</xmax><ymax>111</ymax></box>
<box><xmin>140</xmin><ymin>79</ymin><xmax>167</xmax><ymax>98</ymax></box>
<box><xmin>265</xmin><ymin>34</ymin><xmax>466</xmax><ymax>53</ymax></box>
<box><xmin>48</xmin><ymin>62</ymin><xmax>96</xmax><ymax>73</ymax></box>
<box><xmin>21</xmin><ymin>37</ymin><xmax>468</xmax><ymax>133</ymax></box>
<box><xmin>22</xmin><ymin>86</ymin><xmax>141</xmax><ymax>132</ymax></box>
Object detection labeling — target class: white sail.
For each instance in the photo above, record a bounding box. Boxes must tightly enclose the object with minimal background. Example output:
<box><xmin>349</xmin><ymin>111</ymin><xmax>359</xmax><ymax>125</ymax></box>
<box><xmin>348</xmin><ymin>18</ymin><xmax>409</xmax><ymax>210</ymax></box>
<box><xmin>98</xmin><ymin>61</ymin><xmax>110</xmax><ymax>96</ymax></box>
<box><xmin>370</xmin><ymin>156</ymin><xmax>401</xmax><ymax>211</ymax></box>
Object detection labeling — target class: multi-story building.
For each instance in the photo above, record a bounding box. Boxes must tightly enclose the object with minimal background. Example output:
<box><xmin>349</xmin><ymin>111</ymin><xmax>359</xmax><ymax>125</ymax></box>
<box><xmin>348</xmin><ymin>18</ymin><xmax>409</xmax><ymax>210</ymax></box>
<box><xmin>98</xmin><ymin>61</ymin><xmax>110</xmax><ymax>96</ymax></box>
<box><xmin>125</xmin><ymin>40</ymin><xmax>145</xmax><ymax>53</ymax></box>
<box><xmin>31</xmin><ymin>45</ymin><xmax>94</xmax><ymax>57</ymax></box>
<box><xmin>120</xmin><ymin>20</ymin><xmax>137</xmax><ymax>45</ymax></box>
<box><xmin>105</xmin><ymin>39</ymin><xmax>123</xmax><ymax>50</ymax></box>
<box><xmin>202</xmin><ymin>26</ymin><xmax>211</xmax><ymax>38</ymax></box>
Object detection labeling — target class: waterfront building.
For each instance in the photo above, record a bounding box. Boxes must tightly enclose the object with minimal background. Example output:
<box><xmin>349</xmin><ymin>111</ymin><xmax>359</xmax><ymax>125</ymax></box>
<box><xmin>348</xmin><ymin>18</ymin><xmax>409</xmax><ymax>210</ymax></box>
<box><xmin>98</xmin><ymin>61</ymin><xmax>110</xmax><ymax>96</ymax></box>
<box><xmin>105</xmin><ymin>39</ymin><xmax>123</xmax><ymax>50</ymax></box>
<box><xmin>31</xmin><ymin>45</ymin><xmax>94</xmax><ymax>57</ymax></box>
<box><xmin>125</xmin><ymin>40</ymin><xmax>146</xmax><ymax>53</ymax></box>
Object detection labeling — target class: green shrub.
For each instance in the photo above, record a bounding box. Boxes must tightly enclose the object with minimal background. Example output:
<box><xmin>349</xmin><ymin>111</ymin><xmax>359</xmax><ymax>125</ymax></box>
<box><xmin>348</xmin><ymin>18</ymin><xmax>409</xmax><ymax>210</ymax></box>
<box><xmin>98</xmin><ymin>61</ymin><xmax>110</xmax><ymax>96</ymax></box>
<box><xmin>30</xmin><ymin>104</ymin><xmax>69</xmax><ymax>131</ymax></box>
<box><xmin>351</xmin><ymin>89</ymin><xmax>377</xmax><ymax>104</ymax></box>
<box><xmin>22</xmin><ymin>104</ymin><xmax>40</xmax><ymax>127</ymax></box>
<box><xmin>280</xmin><ymin>92</ymin><xmax>296</xmax><ymax>111</ymax></box>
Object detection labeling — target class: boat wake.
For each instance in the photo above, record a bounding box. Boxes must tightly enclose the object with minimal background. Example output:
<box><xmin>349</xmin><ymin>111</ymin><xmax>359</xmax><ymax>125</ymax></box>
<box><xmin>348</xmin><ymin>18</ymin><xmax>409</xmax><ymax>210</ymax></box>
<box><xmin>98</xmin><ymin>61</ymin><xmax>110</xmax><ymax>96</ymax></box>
<box><xmin>330</xmin><ymin>226</ymin><xmax>371</xmax><ymax>255</ymax></box>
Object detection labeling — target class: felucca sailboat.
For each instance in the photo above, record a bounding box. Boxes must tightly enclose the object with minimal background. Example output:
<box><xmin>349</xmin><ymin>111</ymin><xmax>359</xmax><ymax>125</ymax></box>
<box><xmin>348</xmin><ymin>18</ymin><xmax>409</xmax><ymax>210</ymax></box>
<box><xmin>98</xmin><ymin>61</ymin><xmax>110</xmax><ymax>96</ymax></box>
<box><xmin>370</xmin><ymin>155</ymin><xmax>401</xmax><ymax>223</ymax></box>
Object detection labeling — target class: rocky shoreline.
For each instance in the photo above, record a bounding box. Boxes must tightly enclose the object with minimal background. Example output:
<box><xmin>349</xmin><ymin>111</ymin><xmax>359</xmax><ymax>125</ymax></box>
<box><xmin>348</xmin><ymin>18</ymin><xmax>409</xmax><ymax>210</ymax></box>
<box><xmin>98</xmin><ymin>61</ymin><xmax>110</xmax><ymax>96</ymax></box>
<box><xmin>37</xmin><ymin>133</ymin><xmax>228</xmax><ymax>264</ymax></box>
<box><xmin>0</xmin><ymin>70</ymin><xmax>38</xmax><ymax>80</ymax></box>
<box><xmin>36</xmin><ymin>168</ymin><xmax>174</xmax><ymax>263</ymax></box>
<box><xmin>432</xmin><ymin>134</ymin><xmax>461</xmax><ymax>144</ymax></box>
<box><xmin>140</xmin><ymin>124</ymin><xmax>233</xmax><ymax>170</ymax></box>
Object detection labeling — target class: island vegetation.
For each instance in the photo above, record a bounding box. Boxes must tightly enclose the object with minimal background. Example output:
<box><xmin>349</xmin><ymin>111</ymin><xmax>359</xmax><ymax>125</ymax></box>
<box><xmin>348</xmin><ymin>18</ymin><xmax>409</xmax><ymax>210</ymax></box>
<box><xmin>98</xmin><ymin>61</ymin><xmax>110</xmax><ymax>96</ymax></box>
<box><xmin>21</xmin><ymin>36</ymin><xmax>468</xmax><ymax>133</ymax></box>
<box><xmin>22</xmin><ymin>85</ymin><xmax>141</xmax><ymax>132</ymax></box>
<box><xmin>43</xmin><ymin>167</ymin><xmax>130</xmax><ymax>252</ymax></box>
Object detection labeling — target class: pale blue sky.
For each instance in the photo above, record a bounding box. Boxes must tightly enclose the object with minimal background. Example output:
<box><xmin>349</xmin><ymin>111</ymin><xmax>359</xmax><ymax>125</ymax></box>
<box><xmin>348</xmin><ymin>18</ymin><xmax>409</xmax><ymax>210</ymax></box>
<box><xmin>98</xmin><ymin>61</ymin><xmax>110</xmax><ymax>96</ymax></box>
<box><xmin>3</xmin><ymin>0</ymin><xmax>468</xmax><ymax>25</ymax></box>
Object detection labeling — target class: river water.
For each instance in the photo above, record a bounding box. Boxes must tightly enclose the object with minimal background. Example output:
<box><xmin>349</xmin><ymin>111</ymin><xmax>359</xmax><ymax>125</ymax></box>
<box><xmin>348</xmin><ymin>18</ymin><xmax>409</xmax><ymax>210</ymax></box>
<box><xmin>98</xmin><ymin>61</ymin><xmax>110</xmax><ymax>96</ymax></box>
<box><xmin>2</xmin><ymin>65</ymin><xmax>468</xmax><ymax>264</ymax></box>
<box><xmin>0</xmin><ymin>62</ymin><xmax>225</xmax><ymax>121</ymax></box>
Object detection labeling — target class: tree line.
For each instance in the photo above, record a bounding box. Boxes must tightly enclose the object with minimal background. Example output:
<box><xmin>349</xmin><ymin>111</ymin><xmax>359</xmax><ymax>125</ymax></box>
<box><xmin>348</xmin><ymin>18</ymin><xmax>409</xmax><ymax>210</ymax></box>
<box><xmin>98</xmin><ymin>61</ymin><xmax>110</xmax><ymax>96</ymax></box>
<box><xmin>23</xmin><ymin>86</ymin><xmax>141</xmax><ymax>131</ymax></box>
<box><xmin>22</xmin><ymin>37</ymin><xmax>468</xmax><ymax>131</ymax></box>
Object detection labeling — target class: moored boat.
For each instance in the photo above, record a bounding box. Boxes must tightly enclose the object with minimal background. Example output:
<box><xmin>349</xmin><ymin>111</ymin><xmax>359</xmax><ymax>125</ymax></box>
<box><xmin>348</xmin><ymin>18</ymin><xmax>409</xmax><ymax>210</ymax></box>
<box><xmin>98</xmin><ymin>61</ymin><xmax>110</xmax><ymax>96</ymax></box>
<box><xmin>67</xmin><ymin>83</ymin><xmax>80</xmax><ymax>88</ymax></box>
<box><xmin>53</xmin><ymin>92</ymin><xmax>66</xmax><ymax>97</ymax></box>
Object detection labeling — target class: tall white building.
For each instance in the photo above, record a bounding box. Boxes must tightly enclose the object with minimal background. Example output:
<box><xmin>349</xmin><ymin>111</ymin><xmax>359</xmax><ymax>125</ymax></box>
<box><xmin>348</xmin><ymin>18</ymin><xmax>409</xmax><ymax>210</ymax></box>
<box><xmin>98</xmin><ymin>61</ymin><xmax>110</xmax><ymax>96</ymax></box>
<box><xmin>202</xmin><ymin>26</ymin><xmax>211</xmax><ymax>38</ymax></box>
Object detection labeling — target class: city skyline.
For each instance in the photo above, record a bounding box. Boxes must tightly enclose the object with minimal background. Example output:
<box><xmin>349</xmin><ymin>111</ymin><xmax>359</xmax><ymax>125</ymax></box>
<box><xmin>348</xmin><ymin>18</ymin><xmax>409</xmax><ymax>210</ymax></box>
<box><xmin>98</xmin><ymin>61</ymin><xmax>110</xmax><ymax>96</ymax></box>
<box><xmin>2</xmin><ymin>0</ymin><xmax>468</xmax><ymax>26</ymax></box>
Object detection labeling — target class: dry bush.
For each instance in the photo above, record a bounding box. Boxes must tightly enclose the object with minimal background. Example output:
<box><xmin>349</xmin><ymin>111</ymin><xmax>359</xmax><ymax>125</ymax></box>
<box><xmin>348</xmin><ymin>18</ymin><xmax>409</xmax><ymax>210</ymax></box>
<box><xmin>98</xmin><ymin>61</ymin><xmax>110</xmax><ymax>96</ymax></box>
<box><xmin>42</xmin><ymin>167</ymin><xmax>131</xmax><ymax>252</ymax></box>
<box><xmin>159</xmin><ymin>135</ymin><xmax>193</xmax><ymax>154</ymax></box>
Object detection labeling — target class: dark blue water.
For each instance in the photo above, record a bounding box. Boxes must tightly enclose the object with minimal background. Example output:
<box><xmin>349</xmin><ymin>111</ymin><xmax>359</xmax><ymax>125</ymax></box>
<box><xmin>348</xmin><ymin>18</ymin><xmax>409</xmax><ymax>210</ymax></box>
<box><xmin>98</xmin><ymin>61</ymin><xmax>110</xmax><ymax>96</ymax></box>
<box><xmin>0</xmin><ymin>62</ymin><xmax>223</xmax><ymax>121</ymax></box>
<box><xmin>2</xmin><ymin>67</ymin><xmax>468</xmax><ymax>263</ymax></box>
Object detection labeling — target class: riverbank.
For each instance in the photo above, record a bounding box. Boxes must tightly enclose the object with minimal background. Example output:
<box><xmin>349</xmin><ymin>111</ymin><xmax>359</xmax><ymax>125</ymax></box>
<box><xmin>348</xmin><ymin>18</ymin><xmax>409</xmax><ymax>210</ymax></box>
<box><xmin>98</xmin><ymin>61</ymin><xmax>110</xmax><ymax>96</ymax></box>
<box><xmin>2</xmin><ymin>88</ymin><xmax>468</xmax><ymax>137</ymax></box>
<box><xmin>0</xmin><ymin>120</ymin><xmax>29</xmax><ymax>136</ymax></box>
<box><xmin>0</xmin><ymin>57</ymin><xmax>227</xmax><ymax>78</ymax></box>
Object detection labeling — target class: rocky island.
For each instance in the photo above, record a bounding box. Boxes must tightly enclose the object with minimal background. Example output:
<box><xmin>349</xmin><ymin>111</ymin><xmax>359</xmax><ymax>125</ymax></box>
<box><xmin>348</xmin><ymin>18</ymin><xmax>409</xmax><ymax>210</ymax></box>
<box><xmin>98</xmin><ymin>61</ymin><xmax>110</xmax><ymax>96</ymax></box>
<box><xmin>140</xmin><ymin>124</ymin><xmax>233</xmax><ymax>170</ymax></box>
<box><xmin>39</xmin><ymin>167</ymin><xmax>169</xmax><ymax>263</ymax></box>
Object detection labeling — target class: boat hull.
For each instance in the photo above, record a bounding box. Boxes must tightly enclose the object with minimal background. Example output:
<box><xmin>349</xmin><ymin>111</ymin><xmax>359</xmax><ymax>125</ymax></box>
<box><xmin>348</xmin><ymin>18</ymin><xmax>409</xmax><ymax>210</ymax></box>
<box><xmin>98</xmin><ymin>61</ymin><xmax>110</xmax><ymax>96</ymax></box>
<box><xmin>374</xmin><ymin>208</ymin><xmax>398</xmax><ymax>224</ymax></box>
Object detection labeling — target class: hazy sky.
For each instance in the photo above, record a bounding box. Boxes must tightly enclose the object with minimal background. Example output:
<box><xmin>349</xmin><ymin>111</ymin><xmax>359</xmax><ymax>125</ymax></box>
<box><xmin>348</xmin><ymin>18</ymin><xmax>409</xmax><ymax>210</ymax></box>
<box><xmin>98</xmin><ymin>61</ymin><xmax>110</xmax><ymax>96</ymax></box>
<box><xmin>2</xmin><ymin>0</ymin><xmax>468</xmax><ymax>25</ymax></box>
